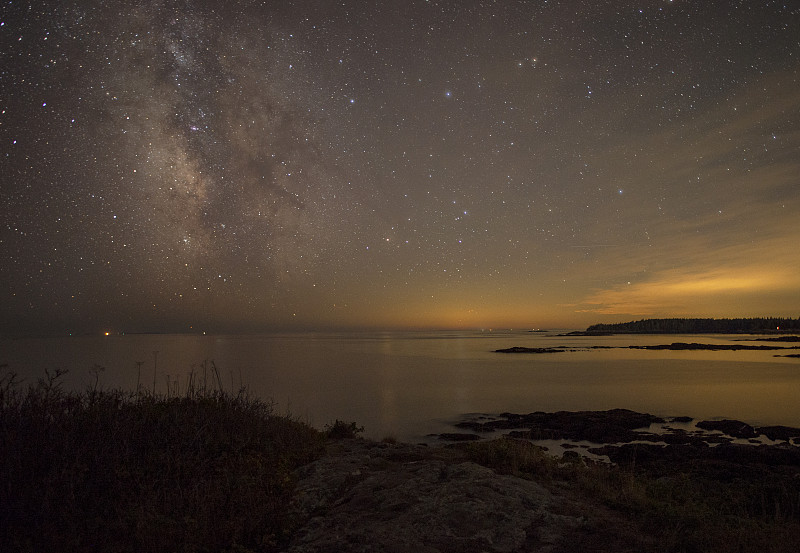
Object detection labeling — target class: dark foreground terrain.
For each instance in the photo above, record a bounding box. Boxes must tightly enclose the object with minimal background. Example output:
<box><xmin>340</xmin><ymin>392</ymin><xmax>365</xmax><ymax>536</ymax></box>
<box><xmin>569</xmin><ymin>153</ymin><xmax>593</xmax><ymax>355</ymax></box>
<box><xmin>2</xmin><ymin>371</ymin><xmax>799</xmax><ymax>552</ymax></box>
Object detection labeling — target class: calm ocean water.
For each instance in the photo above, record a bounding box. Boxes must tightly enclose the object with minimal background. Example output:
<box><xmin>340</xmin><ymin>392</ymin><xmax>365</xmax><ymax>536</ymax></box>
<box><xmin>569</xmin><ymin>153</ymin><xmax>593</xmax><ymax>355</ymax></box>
<box><xmin>2</xmin><ymin>330</ymin><xmax>799</xmax><ymax>441</ymax></box>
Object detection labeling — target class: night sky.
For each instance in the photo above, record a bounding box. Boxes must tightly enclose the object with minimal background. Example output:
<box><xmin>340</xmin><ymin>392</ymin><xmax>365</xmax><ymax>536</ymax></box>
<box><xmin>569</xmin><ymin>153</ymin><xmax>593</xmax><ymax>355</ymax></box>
<box><xmin>2</xmin><ymin>1</ymin><xmax>798</xmax><ymax>334</ymax></box>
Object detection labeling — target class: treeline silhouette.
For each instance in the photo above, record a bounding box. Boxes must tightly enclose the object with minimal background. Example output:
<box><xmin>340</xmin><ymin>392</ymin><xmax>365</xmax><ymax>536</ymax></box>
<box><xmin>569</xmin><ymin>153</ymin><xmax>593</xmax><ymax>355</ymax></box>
<box><xmin>586</xmin><ymin>318</ymin><xmax>800</xmax><ymax>334</ymax></box>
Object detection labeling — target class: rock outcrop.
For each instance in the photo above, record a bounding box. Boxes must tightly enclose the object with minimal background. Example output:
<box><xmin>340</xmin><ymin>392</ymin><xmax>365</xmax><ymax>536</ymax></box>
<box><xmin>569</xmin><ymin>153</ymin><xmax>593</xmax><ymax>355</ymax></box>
<box><xmin>453</xmin><ymin>408</ymin><xmax>664</xmax><ymax>444</ymax></box>
<box><xmin>285</xmin><ymin>439</ymin><xmax>586</xmax><ymax>553</ymax></box>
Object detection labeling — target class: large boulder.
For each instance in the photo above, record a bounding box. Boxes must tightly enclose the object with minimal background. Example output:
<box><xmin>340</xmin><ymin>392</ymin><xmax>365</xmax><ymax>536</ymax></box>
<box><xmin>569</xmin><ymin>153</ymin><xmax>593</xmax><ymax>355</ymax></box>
<box><xmin>285</xmin><ymin>439</ymin><xmax>583</xmax><ymax>553</ymax></box>
<box><xmin>696</xmin><ymin>419</ymin><xmax>758</xmax><ymax>439</ymax></box>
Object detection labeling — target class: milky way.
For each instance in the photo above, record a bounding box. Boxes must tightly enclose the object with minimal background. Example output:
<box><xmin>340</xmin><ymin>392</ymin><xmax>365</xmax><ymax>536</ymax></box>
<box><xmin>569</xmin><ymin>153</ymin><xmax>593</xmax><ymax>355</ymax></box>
<box><xmin>2</xmin><ymin>1</ymin><xmax>799</xmax><ymax>333</ymax></box>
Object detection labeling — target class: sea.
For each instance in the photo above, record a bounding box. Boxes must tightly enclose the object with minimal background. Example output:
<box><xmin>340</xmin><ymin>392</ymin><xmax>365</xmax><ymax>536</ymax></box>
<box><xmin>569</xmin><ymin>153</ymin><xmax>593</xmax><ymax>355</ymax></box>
<box><xmin>2</xmin><ymin>330</ymin><xmax>799</xmax><ymax>441</ymax></box>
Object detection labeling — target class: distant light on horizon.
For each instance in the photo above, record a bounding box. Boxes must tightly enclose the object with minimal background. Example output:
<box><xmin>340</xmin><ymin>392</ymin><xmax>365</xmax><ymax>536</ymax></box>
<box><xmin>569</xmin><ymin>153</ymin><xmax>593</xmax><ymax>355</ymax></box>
<box><xmin>2</xmin><ymin>1</ymin><xmax>799</xmax><ymax>334</ymax></box>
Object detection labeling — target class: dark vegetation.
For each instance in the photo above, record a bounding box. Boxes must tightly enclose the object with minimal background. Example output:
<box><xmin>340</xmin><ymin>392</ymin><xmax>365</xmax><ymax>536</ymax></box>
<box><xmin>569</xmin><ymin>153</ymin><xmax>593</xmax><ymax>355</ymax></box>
<box><xmin>450</xmin><ymin>410</ymin><xmax>800</xmax><ymax>550</ymax></box>
<box><xmin>584</xmin><ymin>317</ymin><xmax>800</xmax><ymax>334</ymax></box>
<box><xmin>458</xmin><ymin>435</ymin><xmax>800</xmax><ymax>552</ymax></box>
<box><xmin>0</xmin><ymin>367</ymin><xmax>325</xmax><ymax>552</ymax></box>
<box><xmin>323</xmin><ymin>419</ymin><xmax>365</xmax><ymax>439</ymax></box>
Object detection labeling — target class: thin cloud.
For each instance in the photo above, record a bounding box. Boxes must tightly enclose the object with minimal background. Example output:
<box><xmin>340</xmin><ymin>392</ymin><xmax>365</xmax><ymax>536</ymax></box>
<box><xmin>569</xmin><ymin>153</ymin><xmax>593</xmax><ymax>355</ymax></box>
<box><xmin>573</xmin><ymin>264</ymin><xmax>798</xmax><ymax>317</ymax></box>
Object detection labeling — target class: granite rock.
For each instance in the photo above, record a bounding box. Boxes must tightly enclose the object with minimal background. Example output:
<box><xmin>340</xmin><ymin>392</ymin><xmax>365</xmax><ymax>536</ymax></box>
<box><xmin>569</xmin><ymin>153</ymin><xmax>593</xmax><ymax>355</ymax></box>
<box><xmin>284</xmin><ymin>439</ymin><xmax>585</xmax><ymax>553</ymax></box>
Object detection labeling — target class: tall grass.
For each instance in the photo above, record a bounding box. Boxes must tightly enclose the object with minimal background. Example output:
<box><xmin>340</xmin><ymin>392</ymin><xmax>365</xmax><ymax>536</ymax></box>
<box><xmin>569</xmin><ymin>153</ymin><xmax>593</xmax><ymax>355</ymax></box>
<box><xmin>0</xmin><ymin>367</ymin><xmax>323</xmax><ymax>552</ymax></box>
<box><xmin>460</xmin><ymin>436</ymin><xmax>800</xmax><ymax>552</ymax></box>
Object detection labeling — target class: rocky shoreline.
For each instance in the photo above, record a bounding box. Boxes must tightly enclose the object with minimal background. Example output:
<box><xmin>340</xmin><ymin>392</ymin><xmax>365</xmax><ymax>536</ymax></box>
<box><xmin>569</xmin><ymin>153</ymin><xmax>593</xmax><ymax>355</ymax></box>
<box><xmin>285</xmin><ymin>410</ymin><xmax>800</xmax><ymax>552</ymax></box>
<box><xmin>495</xmin><ymin>342</ymin><xmax>800</xmax><ymax>353</ymax></box>
<box><xmin>442</xmin><ymin>409</ymin><xmax>800</xmax><ymax>474</ymax></box>
<box><xmin>446</xmin><ymin>408</ymin><xmax>800</xmax><ymax>444</ymax></box>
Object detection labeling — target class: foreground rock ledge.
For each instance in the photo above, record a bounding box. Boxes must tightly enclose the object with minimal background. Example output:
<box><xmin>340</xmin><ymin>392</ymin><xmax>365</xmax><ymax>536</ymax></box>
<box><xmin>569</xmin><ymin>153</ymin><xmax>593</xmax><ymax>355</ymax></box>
<box><xmin>284</xmin><ymin>439</ymin><xmax>599</xmax><ymax>553</ymax></box>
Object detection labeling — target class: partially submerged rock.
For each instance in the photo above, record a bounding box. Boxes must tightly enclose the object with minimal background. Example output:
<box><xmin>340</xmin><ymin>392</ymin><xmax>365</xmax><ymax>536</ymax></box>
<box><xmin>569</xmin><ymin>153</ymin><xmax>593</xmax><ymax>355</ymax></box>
<box><xmin>454</xmin><ymin>408</ymin><xmax>664</xmax><ymax>444</ymax></box>
<box><xmin>758</xmin><ymin>425</ymin><xmax>800</xmax><ymax>441</ymax></box>
<box><xmin>437</xmin><ymin>432</ymin><xmax>481</xmax><ymax>442</ymax></box>
<box><xmin>494</xmin><ymin>346</ymin><xmax>566</xmax><ymax>354</ymax></box>
<box><xmin>627</xmin><ymin>342</ymin><xmax>800</xmax><ymax>351</ymax></box>
<box><xmin>696</xmin><ymin>419</ymin><xmax>758</xmax><ymax>439</ymax></box>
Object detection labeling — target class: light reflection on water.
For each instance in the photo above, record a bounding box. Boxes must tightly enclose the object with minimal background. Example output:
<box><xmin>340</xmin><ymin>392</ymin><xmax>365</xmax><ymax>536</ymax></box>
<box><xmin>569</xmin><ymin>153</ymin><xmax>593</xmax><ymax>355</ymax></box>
<box><xmin>1</xmin><ymin>331</ymin><xmax>799</xmax><ymax>441</ymax></box>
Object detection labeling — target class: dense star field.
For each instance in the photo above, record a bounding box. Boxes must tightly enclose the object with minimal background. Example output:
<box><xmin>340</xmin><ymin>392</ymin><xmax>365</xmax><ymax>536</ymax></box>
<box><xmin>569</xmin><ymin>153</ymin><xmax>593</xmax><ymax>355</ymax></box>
<box><xmin>1</xmin><ymin>1</ymin><xmax>798</xmax><ymax>333</ymax></box>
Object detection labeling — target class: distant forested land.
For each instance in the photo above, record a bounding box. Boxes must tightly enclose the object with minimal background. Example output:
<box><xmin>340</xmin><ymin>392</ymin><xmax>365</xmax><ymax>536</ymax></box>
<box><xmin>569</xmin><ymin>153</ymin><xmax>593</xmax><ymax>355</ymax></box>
<box><xmin>585</xmin><ymin>318</ymin><xmax>800</xmax><ymax>334</ymax></box>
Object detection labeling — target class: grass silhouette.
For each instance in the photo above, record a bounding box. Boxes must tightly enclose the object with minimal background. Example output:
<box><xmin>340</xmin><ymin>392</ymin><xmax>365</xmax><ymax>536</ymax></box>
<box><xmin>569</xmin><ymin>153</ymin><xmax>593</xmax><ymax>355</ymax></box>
<box><xmin>0</xmin><ymin>366</ymin><xmax>323</xmax><ymax>552</ymax></box>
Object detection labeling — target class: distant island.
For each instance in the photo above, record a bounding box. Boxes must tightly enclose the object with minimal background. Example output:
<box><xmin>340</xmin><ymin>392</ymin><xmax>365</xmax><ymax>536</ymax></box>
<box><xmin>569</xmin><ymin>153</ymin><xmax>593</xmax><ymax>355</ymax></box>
<box><xmin>495</xmin><ymin>346</ymin><xmax>567</xmax><ymax>354</ymax></box>
<box><xmin>576</xmin><ymin>317</ymin><xmax>800</xmax><ymax>335</ymax></box>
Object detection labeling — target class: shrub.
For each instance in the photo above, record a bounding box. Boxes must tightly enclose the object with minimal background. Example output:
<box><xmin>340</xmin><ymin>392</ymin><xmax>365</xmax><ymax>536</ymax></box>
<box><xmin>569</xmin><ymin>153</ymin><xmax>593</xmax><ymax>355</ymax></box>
<box><xmin>324</xmin><ymin>419</ymin><xmax>365</xmax><ymax>439</ymax></box>
<box><xmin>0</xmin><ymin>369</ymin><xmax>324</xmax><ymax>552</ymax></box>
